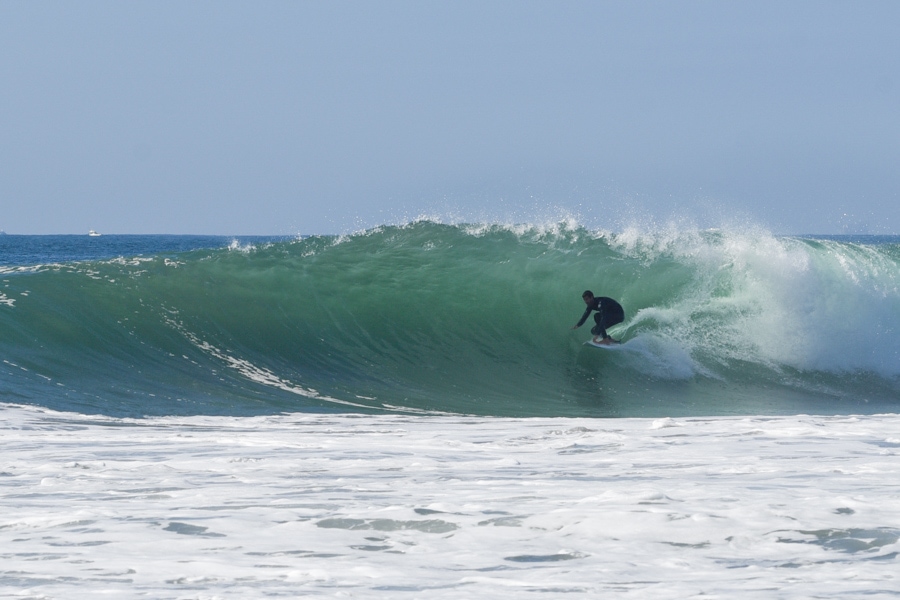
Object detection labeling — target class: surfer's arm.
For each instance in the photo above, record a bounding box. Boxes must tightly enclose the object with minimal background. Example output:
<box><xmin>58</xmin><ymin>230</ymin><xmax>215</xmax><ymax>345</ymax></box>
<box><xmin>574</xmin><ymin>307</ymin><xmax>591</xmax><ymax>329</ymax></box>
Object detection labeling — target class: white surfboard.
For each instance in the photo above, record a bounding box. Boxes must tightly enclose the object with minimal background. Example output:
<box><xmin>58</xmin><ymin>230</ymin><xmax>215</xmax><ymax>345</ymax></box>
<box><xmin>584</xmin><ymin>340</ymin><xmax>627</xmax><ymax>350</ymax></box>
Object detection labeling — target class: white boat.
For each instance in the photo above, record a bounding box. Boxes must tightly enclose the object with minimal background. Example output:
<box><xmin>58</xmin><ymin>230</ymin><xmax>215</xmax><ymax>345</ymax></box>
<box><xmin>88</xmin><ymin>230</ymin><xmax>101</xmax><ymax>237</ymax></box>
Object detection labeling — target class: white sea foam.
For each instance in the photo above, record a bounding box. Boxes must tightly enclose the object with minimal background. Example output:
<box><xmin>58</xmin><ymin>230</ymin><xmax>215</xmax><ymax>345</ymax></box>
<box><xmin>227</xmin><ymin>238</ymin><xmax>257</xmax><ymax>253</ymax></box>
<box><xmin>0</xmin><ymin>265</ymin><xmax>46</xmax><ymax>275</ymax></box>
<box><xmin>2</xmin><ymin>403</ymin><xmax>898</xmax><ymax>598</ymax></box>
<box><xmin>163</xmin><ymin>315</ymin><xmax>380</xmax><ymax>411</ymax></box>
<box><xmin>610</xmin><ymin>227</ymin><xmax>900</xmax><ymax>380</ymax></box>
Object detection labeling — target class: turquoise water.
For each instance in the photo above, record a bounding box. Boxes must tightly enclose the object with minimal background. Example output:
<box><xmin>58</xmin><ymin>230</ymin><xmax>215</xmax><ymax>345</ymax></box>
<box><xmin>1</xmin><ymin>223</ymin><xmax>898</xmax><ymax>417</ymax></box>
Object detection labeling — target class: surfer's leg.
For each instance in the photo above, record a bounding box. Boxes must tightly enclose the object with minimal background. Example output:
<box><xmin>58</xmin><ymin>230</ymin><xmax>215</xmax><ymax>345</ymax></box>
<box><xmin>596</xmin><ymin>311</ymin><xmax>623</xmax><ymax>343</ymax></box>
<box><xmin>592</xmin><ymin>313</ymin><xmax>608</xmax><ymax>341</ymax></box>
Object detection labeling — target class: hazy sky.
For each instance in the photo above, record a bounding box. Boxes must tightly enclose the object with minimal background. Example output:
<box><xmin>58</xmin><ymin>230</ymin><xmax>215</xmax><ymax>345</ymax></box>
<box><xmin>2</xmin><ymin>1</ymin><xmax>898</xmax><ymax>235</ymax></box>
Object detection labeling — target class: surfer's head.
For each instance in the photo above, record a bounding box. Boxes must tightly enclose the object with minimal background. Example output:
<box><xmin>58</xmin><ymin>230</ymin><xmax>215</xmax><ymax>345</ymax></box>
<box><xmin>582</xmin><ymin>290</ymin><xmax>594</xmax><ymax>304</ymax></box>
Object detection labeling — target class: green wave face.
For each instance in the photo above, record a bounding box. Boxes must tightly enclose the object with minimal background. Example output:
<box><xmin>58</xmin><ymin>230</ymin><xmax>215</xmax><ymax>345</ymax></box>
<box><xmin>2</xmin><ymin>222</ymin><xmax>899</xmax><ymax>417</ymax></box>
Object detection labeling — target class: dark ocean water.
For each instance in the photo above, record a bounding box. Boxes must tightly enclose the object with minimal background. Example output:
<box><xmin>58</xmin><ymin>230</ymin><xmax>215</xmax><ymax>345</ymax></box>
<box><xmin>1</xmin><ymin>224</ymin><xmax>898</xmax><ymax>418</ymax></box>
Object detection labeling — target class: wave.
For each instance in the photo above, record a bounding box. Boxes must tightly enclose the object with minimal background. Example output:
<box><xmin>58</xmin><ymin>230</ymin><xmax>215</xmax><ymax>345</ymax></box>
<box><xmin>1</xmin><ymin>221</ymin><xmax>898</xmax><ymax>417</ymax></box>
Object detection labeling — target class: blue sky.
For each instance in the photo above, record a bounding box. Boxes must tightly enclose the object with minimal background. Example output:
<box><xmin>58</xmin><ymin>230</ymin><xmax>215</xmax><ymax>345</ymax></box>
<box><xmin>2</xmin><ymin>1</ymin><xmax>898</xmax><ymax>234</ymax></box>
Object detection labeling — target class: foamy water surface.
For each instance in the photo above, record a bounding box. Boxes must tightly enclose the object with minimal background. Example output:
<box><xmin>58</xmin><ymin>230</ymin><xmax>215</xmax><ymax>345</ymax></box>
<box><xmin>2</xmin><ymin>403</ymin><xmax>899</xmax><ymax>598</ymax></box>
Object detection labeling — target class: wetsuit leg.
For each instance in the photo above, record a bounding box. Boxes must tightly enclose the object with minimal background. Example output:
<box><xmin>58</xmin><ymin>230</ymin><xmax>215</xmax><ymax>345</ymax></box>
<box><xmin>592</xmin><ymin>309</ymin><xmax>624</xmax><ymax>339</ymax></box>
<box><xmin>591</xmin><ymin>313</ymin><xmax>607</xmax><ymax>338</ymax></box>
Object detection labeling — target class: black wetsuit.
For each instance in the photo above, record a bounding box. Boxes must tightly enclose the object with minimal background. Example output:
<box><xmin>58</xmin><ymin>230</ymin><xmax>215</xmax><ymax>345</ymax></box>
<box><xmin>576</xmin><ymin>297</ymin><xmax>624</xmax><ymax>340</ymax></box>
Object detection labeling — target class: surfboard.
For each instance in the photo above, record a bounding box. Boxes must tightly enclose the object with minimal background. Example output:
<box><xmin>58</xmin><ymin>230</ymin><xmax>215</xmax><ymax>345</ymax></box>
<box><xmin>584</xmin><ymin>340</ymin><xmax>626</xmax><ymax>350</ymax></box>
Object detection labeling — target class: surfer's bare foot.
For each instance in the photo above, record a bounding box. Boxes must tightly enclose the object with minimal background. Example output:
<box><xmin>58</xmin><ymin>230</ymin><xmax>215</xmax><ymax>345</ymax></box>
<box><xmin>598</xmin><ymin>337</ymin><xmax>616</xmax><ymax>346</ymax></box>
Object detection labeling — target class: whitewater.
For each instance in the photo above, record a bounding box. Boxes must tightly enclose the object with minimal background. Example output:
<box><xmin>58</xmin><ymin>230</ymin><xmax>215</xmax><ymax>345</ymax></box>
<box><xmin>1</xmin><ymin>222</ymin><xmax>899</xmax><ymax>597</ymax></box>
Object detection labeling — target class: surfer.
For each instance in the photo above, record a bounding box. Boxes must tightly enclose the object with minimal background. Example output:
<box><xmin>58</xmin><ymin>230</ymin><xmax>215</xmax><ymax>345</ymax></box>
<box><xmin>572</xmin><ymin>291</ymin><xmax>624</xmax><ymax>345</ymax></box>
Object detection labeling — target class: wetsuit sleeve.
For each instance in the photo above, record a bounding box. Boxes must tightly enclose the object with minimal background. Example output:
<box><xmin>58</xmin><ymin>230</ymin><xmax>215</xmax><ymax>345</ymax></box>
<box><xmin>575</xmin><ymin>307</ymin><xmax>592</xmax><ymax>327</ymax></box>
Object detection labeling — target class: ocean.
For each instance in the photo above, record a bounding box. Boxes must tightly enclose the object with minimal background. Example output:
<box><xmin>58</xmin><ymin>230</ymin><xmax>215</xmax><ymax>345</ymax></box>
<box><xmin>2</xmin><ymin>222</ymin><xmax>899</xmax><ymax>597</ymax></box>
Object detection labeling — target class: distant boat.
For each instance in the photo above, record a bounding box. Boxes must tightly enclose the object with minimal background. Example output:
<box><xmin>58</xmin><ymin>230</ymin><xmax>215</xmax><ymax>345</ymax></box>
<box><xmin>88</xmin><ymin>230</ymin><xmax>101</xmax><ymax>237</ymax></box>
